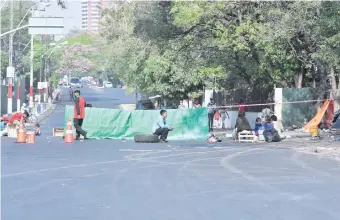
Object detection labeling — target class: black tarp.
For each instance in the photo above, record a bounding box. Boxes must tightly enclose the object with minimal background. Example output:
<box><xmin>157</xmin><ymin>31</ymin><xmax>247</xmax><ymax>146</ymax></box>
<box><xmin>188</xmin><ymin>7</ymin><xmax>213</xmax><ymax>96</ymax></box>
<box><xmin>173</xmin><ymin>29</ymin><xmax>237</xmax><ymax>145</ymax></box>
<box><xmin>331</xmin><ymin>117</ymin><xmax>340</xmax><ymax>129</ymax></box>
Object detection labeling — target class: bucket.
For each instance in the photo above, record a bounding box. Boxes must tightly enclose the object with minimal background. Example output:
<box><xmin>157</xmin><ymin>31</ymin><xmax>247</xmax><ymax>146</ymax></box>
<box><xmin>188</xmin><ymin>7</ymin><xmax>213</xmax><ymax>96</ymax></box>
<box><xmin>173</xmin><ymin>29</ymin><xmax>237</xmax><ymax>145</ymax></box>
<box><xmin>309</xmin><ymin>125</ymin><xmax>319</xmax><ymax>137</ymax></box>
<box><xmin>26</xmin><ymin>131</ymin><xmax>36</xmax><ymax>144</ymax></box>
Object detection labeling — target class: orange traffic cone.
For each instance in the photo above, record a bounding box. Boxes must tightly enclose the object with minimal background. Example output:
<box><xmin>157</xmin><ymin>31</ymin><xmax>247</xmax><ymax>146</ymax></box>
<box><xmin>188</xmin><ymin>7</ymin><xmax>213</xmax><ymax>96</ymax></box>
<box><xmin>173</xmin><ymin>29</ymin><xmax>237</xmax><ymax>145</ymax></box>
<box><xmin>64</xmin><ymin>119</ymin><xmax>74</xmax><ymax>143</ymax></box>
<box><xmin>17</xmin><ymin>118</ymin><xmax>26</xmax><ymax>143</ymax></box>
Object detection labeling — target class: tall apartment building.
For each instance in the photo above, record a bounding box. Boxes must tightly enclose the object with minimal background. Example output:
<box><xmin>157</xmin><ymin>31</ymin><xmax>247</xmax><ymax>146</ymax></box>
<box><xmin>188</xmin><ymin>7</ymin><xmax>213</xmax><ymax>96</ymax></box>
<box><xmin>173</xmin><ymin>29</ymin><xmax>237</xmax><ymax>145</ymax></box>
<box><xmin>81</xmin><ymin>0</ymin><xmax>109</xmax><ymax>33</ymax></box>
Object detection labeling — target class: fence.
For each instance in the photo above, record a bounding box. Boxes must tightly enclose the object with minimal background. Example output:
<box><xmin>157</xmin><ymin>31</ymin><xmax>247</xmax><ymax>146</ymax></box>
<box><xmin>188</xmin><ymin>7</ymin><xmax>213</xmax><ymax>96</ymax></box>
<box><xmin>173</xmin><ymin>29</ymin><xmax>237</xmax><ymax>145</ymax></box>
<box><xmin>64</xmin><ymin>105</ymin><xmax>209</xmax><ymax>140</ymax></box>
<box><xmin>1</xmin><ymin>78</ymin><xmax>26</xmax><ymax>114</ymax></box>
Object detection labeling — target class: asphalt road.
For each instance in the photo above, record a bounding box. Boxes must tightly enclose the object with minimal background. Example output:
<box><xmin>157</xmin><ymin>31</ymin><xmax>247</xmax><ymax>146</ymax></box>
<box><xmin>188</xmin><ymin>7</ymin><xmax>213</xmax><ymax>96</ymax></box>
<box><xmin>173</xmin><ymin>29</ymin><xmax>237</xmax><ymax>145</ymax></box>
<box><xmin>2</xmin><ymin>87</ymin><xmax>340</xmax><ymax>220</ymax></box>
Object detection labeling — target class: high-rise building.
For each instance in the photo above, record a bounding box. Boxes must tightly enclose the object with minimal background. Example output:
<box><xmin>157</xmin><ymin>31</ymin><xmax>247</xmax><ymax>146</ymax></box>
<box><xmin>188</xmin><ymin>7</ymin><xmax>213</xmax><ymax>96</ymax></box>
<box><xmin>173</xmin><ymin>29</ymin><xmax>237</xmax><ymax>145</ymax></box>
<box><xmin>81</xmin><ymin>0</ymin><xmax>110</xmax><ymax>33</ymax></box>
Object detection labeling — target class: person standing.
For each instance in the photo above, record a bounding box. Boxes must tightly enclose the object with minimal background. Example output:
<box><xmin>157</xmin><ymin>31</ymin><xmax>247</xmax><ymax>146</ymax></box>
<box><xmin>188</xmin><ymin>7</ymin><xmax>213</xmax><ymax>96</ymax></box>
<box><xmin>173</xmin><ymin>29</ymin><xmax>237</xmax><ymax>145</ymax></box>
<box><xmin>194</xmin><ymin>100</ymin><xmax>201</xmax><ymax>108</ymax></box>
<box><xmin>152</xmin><ymin>110</ymin><xmax>173</xmax><ymax>142</ymax></box>
<box><xmin>219</xmin><ymin>107</ymin><xmax>230</xmax><ymax>129</ymax></box>
<box><xmin>207</xmin><ymin>98</ymin><xmax>216</xmax><ymax>132</ymax></box>
<box><xmin>261</xmin><ymin>107</ymin><xmax>274</xmax><ymax>122</ymax></box>
<box><xmin>73</xmin><ymin>90</ymin><xmax>87</xmax><ymax>140</ymax></box>
<box><xmin>238</xmin><ymin>99</ymin><xmax>246</xmax><ymax>114</ymax></box>
<box><xmin>178</xmin><ymin>100</ymin><xmax>186</xmax><ymax>109</ymax></box>
<box><xmin>69</xmin><ymin>86</ymin><xmax>74</xmax><ymax>101</ymax></box>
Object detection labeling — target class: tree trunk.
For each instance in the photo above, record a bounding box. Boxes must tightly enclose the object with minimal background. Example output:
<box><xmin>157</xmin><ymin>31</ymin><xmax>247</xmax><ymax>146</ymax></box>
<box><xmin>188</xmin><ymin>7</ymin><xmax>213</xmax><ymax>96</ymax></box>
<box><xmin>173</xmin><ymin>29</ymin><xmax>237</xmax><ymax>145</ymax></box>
<box><xmin>294</xmin><ymin>72</ymin><xmax>303</xmax><ymax>88</ymax></box>
<box><xmin>330</xmin><ymin>66</ymin><xmax>340</xmax><ymax>111</ymax></box>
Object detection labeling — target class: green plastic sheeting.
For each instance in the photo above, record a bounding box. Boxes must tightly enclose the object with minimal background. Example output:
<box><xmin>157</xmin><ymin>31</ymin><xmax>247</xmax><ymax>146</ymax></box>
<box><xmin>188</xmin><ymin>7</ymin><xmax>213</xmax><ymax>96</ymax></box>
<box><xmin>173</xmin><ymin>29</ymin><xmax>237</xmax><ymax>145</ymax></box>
<box><xmin>64</xmin><ymin>106</ymin><xmax>209</xmax><ymax>140</ymax></box>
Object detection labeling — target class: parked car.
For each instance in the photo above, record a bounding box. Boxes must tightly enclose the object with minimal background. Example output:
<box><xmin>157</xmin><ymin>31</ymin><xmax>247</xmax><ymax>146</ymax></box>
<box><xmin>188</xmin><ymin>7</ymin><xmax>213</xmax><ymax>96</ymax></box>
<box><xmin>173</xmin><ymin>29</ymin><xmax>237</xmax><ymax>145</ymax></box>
<box><xmin>104</xmin><ymin>82</ymin><xmax>113</xmax><ymax>88</ymax></box>
<box><xmin>70</xmin><ymin>77</ymin><xmax>82</xmax><ymax>88</ymax></box>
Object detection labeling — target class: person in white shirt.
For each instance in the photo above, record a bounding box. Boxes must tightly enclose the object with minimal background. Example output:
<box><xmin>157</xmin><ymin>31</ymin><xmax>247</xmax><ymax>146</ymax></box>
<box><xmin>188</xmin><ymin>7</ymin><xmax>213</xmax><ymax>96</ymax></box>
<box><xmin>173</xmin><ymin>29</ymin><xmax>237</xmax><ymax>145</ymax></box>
<box><xmin>21</xmin><ymin>103</ymin><xmax>29</xmax><ymax>113</ymax></box>
<box><xmin>152</xmin><ymin>110</ymin><xmax>173</xmax><ymax>142</ymax></box>
<box><xmin>261</xmin><ymin>107</ymin><xmax>274</xmax><ymax>122</ymax></box>
<box><xmin>271</xmin><ymin>115</ymin><xmax>284</xmax><ymax>135</ymax></box>
<box><xmin>178</xmin><ymin>100</ymin><xmax>186</xmax><ymax>109</ymax></box>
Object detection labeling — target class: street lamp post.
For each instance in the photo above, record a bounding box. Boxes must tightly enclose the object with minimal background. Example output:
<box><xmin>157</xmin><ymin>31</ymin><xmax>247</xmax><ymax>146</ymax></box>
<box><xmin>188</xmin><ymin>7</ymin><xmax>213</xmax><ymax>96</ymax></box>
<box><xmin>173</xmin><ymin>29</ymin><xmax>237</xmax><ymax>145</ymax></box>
<box><xmin>7</xmin><ymin>0</ymin><xmax>14</xmax><ymax>114</ymax></box>
<box><xmin>29</xmin><ymin>34</ymin><xmax>34</xmax><ymax>107</ymax></box>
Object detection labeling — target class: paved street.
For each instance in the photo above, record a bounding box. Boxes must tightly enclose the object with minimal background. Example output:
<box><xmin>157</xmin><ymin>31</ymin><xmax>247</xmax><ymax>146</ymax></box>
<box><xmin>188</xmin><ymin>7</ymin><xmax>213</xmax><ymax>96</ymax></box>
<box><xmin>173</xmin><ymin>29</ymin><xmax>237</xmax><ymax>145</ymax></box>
<box><xmin>2</xmin><ymin>87</ymin><xmax>340</xmax><ymax>220</ymax></box>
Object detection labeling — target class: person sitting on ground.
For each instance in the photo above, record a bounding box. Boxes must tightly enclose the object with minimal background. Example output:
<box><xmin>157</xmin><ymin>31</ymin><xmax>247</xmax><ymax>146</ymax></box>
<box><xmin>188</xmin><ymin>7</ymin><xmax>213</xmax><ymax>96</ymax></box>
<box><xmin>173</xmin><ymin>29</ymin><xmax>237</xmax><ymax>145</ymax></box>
<box><xmin>234</xmin><ymin>111</ymin><xmax>252</xmax><ymax>140</ymax></box>
<box><xmin>35</xmin><ymin>123</ymin><xmax>41</xmax><ymax>136</ymax></box>
<box><xmin>263</xmin><ymin>116</ymin><xmax>281</xmax><ymax>142</ymax></box>
<box><xmin>254</xmin><ymin>117</ymin><xmax>262</xmax><ymax>136</ymax></box>
<box><xmin>0</xmin><ymin>116</ymin><xmax>7</xmax><ymax>136</ymax></box>
<box><xmin>21</xmin><ymin>103</ymin><xmax>29</xmax><ymax>113</ymax></box>
<box><xmin>152</xmin><ymin>110</ymin><xmax>173</xmax><ymax>143</ymax></box>
<box><xmin>270</xmin><ymin>114</ymin><xmax>284</xmax><ymax>135</ymax></box>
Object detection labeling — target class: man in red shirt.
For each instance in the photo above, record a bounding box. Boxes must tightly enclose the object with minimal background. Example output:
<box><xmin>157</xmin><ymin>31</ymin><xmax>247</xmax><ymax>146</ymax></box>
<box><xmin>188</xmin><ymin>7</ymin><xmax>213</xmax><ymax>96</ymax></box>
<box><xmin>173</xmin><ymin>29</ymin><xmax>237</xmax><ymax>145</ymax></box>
<box><xmin>73</xmin><ymin>90</ymin><xmax>87</xmax><ymax>140</ymax></box>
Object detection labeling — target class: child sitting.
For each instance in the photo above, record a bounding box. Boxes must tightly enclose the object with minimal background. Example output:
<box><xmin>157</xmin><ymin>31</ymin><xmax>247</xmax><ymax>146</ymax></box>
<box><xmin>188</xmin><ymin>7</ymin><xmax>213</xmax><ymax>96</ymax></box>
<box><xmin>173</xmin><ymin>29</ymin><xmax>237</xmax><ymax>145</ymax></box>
<box><xmin>254</xmin><ymin>117</ymin><xmax>262</xmax><ymax>136</ymax></box>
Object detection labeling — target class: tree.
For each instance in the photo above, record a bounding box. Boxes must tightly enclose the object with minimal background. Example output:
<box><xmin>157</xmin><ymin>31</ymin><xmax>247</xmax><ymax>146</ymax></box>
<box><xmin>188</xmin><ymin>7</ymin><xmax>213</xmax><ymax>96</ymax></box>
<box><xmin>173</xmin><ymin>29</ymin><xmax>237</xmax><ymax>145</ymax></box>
<box><xmin>100</xmin><ymin>1</ymin><xmax>340</xmax><ymax>108</ymax></box>
<box><xmin>56</xmin><ymin>43</ymin><xmax>95</xmax><ymax>77</ymax></box>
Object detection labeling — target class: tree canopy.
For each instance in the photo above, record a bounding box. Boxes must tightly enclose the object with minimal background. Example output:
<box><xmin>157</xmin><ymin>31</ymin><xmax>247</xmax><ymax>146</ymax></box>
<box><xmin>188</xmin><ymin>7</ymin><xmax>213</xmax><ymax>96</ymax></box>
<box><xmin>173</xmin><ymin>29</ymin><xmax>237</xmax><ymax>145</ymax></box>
<box><xmin>99</xmin><ymin>1</ymin><xmax>340</xmax><ymax>106</ymax></box>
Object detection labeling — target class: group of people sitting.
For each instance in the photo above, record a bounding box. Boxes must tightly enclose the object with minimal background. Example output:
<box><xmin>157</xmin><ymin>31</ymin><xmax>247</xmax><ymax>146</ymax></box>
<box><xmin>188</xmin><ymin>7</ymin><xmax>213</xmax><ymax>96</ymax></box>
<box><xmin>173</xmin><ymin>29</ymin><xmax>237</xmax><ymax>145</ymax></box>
<box><xmin>235</xmin><ymin>111</ymin><xmax>284</xmax><ymax>142</ymax></box>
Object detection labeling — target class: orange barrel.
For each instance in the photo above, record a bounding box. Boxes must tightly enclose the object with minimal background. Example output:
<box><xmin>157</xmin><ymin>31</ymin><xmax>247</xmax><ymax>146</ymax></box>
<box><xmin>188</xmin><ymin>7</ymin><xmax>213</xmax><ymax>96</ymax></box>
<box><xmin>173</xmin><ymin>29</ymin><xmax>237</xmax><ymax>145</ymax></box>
<box><xmin>26</xmin><ymin>131</ymin><xmax>36</xmax><ymax>144</ymax></box>
<box><xmin>309</xmin><ymin>125</ymin><xmax>319</xmax><ymax>137</ymax></box>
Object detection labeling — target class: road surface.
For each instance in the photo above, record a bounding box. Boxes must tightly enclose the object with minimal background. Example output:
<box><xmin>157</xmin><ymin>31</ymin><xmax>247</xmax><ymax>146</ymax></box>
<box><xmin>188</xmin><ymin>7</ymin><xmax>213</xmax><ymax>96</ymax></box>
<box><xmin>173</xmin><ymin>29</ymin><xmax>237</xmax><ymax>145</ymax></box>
<box><xmin>2</xmin><ymin>87</ymin><xmax>340</xmax><ymax>220</ymax></box>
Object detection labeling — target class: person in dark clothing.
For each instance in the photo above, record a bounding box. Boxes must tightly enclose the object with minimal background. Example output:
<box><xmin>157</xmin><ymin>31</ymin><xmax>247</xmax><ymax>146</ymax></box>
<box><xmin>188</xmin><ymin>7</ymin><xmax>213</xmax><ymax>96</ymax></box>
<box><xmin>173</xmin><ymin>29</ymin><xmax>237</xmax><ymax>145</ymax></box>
<box><xmin>207</xmin><ymin>98</ymin><xmax>216</xmax><ymax>132</ymax></box>
<box><xmin>263</xmin><ymin>116</ymin><xmax>281</xmax><ymax>142</ymax></box>
<box><xmin>234</xmin><ymin>111</ymin><xmax>252</xmax><ymax>139</ymax></box>
<box><xmin>152</xmin><ymin>110</ymin><xmax>173</xmax><ymax>142</ymax></box>
<box><xmin>74</xmin><ymin>90</ymin><xmax>87</xmax><ymax>140</ymax></box>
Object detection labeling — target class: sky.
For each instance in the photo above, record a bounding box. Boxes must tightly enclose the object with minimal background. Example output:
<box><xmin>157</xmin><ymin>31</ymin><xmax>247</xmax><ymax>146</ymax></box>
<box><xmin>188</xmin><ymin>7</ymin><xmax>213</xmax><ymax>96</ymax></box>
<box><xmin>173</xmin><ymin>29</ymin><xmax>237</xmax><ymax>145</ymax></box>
<box><xmin>34</xmin><ymin>0</ymin><xmax>82</xmax><ymax>39</ymax></box>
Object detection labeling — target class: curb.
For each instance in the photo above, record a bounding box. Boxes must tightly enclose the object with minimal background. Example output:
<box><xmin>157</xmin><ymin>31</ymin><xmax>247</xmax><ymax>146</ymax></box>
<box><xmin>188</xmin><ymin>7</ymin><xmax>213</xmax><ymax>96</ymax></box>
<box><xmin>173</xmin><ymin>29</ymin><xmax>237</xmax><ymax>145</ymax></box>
<box><xmin>37</xmin><ymin>104</ymin><xmax>56</xmax><ymax>123</ymax></box>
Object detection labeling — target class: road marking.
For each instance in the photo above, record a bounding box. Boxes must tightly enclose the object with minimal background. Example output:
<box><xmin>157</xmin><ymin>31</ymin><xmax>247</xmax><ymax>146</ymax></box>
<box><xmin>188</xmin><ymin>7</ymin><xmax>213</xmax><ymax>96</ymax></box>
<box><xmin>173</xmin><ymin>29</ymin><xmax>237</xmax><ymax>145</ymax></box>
<box><xmin>1</xmin><ymin>148</ymin><xmax>229</xmax><ymax>178</ymax></box>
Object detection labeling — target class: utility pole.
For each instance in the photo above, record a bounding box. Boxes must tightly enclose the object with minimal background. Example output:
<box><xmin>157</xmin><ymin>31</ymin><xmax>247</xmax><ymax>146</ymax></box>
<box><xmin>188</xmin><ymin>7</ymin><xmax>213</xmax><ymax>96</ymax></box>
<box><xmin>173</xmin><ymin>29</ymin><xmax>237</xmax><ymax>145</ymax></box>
<box><xmin>7</xmin><ymin>0</ymin><xmax>14</xmax><ymax>114</ymax></box>
<box><xmin>29</xmin><ymin>34</ymin><xmax>34</xmax><ymax>107</ymax></box>
<box><xmin>39</xmin><ymin>35</ymin><xmax>43</xmax><ymax>104</ymax></box>
<box><xmin>17</xmin><ymin>0</ymin><xmax>22</xmax><ymax>110</ymax></box>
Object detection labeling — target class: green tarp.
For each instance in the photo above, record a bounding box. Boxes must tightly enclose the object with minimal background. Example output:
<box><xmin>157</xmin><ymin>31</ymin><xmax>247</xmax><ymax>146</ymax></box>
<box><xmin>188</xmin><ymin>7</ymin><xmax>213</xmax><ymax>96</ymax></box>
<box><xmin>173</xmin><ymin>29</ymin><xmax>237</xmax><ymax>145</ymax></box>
<box><xmin>64</xmin><ymin>106</ymin><xmax>209</xmax><ymax>140</ymax></box>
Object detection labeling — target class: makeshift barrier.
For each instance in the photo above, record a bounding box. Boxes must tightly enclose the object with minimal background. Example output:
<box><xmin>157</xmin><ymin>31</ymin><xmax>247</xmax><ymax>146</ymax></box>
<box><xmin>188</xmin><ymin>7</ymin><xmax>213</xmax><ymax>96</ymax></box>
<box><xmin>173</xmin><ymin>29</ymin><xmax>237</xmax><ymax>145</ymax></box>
<box><xmin>64</xmin><ymin>106</ymin><xmax>209</xmax><ymax>140</ymax></box>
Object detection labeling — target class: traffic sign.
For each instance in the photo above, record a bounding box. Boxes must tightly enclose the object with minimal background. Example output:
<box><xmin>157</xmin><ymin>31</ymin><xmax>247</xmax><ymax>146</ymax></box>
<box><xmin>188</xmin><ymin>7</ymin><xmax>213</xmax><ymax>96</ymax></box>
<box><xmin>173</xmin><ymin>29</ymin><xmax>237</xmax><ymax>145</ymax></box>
<box><xmin>6</xmin><ymin>66</ymin><xmax>15</xmax><ymax>77</ymax></box>
<box><xmin>29</xmin><ymin>17</ymin><xmax>64</xmax><ymax>35</ymax></box>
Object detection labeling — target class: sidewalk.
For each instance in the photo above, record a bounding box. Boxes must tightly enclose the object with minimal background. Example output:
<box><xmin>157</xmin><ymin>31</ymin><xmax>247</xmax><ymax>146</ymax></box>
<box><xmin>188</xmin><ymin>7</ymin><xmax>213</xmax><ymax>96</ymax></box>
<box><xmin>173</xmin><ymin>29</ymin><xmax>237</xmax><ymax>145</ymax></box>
<box><xmin>212</xmin><ymin>128</ymin><xmax>311</xmax><ymax>139</ymax></box>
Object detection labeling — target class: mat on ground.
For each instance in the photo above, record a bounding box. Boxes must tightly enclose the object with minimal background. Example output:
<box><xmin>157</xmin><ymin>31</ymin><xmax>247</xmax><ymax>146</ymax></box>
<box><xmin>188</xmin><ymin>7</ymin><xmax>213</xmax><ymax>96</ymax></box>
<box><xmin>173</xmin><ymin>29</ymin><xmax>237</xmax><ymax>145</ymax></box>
<box><xmin>64</xmin><ymin>106</ymin><xmax>208</xmax><ymax>140</ymax></box>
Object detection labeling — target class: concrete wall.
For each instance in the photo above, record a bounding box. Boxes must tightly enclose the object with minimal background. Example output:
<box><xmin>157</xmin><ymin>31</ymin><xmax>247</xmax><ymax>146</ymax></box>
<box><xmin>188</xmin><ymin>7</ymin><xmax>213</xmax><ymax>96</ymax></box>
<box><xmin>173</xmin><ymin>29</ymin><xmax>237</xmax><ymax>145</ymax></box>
<box><xmin>214</xmin><ymin>111</ymin><xmax>261</xmax><ymax>130</ymax></box>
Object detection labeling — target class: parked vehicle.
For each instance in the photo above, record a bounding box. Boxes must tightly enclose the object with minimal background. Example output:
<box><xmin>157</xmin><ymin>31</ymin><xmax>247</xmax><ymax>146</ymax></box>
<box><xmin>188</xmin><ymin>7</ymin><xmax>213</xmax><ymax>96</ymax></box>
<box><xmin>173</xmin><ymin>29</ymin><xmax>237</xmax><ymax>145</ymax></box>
<box><xmin>104</xmin><ymin>82</ymin><xmax>113</xmax><ymax>88</ymax></box>
<box><xmin>70</xmin><ymin>77</ymin><xmax>82</xmax><ymax>88</ymax></box>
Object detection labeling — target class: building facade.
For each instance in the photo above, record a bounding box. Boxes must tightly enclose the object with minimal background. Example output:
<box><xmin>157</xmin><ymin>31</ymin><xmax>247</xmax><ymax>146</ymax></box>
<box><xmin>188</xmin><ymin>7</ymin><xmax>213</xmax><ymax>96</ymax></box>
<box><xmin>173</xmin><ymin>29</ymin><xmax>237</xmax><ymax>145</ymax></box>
<box><xmin>81</xmin><ymin>0</ymin><xmax>109</xmax><ymax>33</ymax></box>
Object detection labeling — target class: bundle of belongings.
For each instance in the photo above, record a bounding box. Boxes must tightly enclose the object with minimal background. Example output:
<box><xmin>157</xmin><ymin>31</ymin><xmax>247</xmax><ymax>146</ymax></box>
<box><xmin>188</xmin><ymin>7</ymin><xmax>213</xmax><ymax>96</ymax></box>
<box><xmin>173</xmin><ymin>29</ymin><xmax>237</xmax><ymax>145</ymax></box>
<box><xmin>208</xmin><ymin>133</ymin><xmax>222</xmax><ymax>142</ymax></box>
